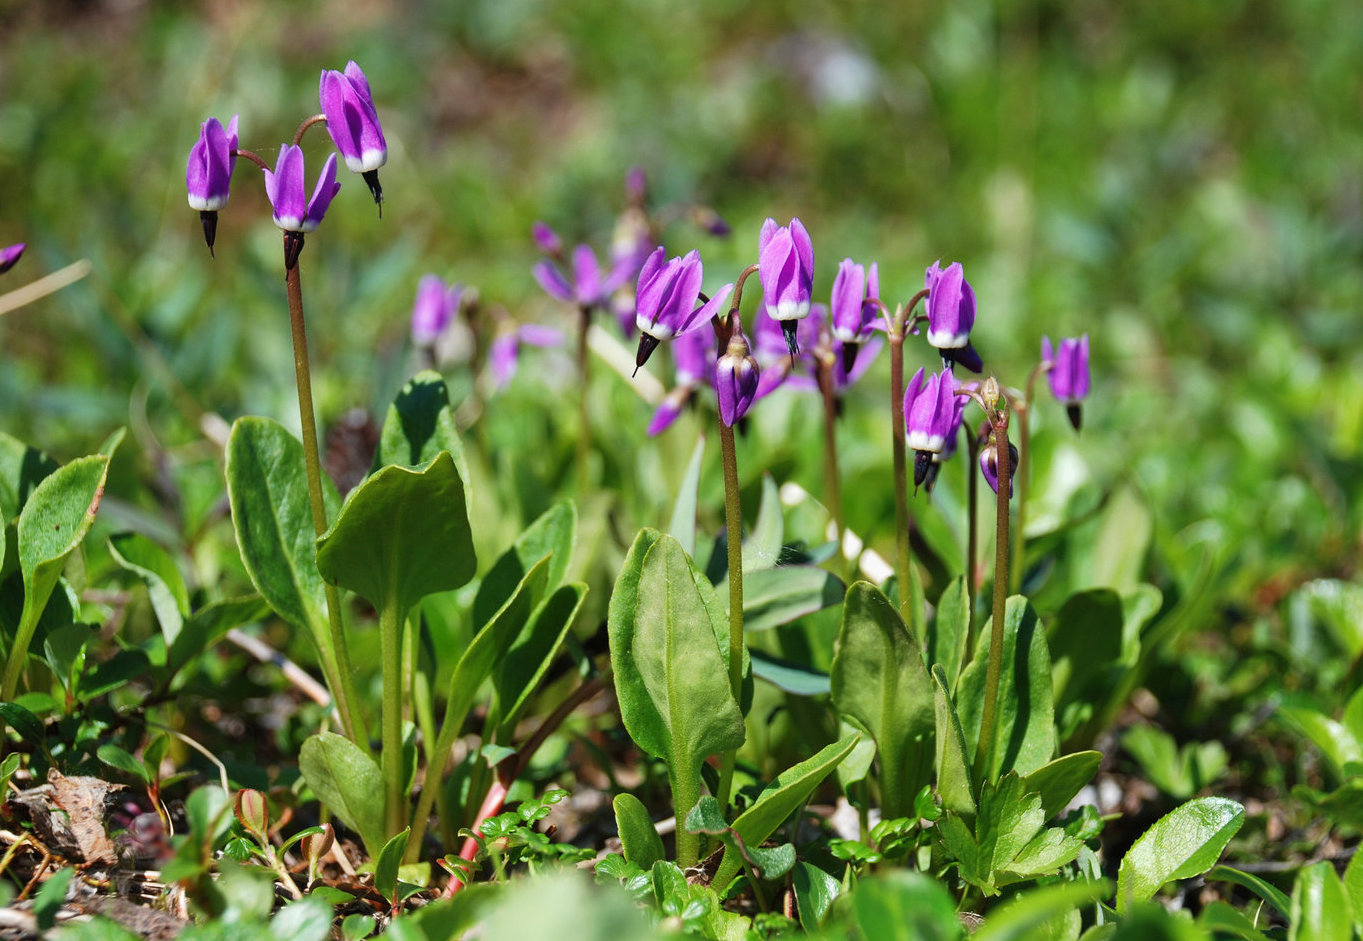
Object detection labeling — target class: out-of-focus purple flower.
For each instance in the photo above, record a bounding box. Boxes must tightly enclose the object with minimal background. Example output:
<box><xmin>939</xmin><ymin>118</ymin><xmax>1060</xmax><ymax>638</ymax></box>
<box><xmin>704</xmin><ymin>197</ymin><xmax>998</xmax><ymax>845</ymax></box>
<box><xmin>320</xmin><ymin>61</ymin><xmax>387</xmax><ymax>205</ymax></box>
<box><xmin>905</xmin><ymin>366</ymin><xmax>958</xmax><ymax>489</ymax></box>
<box><xmin>612</xmin><ymin>207</ymin><xmax>654</xmax><ymax>277</ymax></box>
<box><xmin>532</xmin><ymin>221</ymin><xmax>563</xmax><ymax>256</ymax></box>
<box><xmin>632</xmin><ymin>246</ymin><xmax>733</xmax><ymax>370</ymax></box>
<box><xmin>0</xmin><ymin>243</ymin><xmax>25</xmax><ymax>275</ymax></box>
<box><xmin>186</xmin><ymin>115</ymin><xmax>238</xmax><ymax>256</ymax></box>
<box><xmin>979</xmin><ymin>436</ymin><xmax>1018</xmax><ymax>498</ymax></box>
<box><xmin>832</xmin><ymin>258</ymin><xmax>880</xmax><ymax>373</ymax></box>
<box><xmin>533</xmin><ymin>243</ymin><xmax>634</xmax><ymax>310</ymax></box>
<box><xmin>752</xmin><ymin>305</ymin><xmax>819</xmax><ymax>401</ymax></box>
<box><xmin>922</xmin><ymin>388</ymin><xmax>970</xmax><ymax>493</ymax></box>
<box><xmin>411</xmin><ymin>275</ymin><xmax>462</xmax><ymax>346</ymax></box>
<box><xmin>489</xmin><ymin>323</ymin><xmax>565</xmax><ymax>390</ymax></box>
<box><xmin>648</xmin><ymin>328</ymin><xmax>714</xmax><ymax>436</ymax></box>
<box><xmin>625</xmin><ymin>167</ymin><xmax>648</xmax><ymax>205</ymax></box>
<box><xmin>265</xmin><ymin>145</ymin><xmax>341</xmax><ymax>234</ymax></box>
<box><xmin>758</xmin><ymin>217</ymin><xmax>815</xmax><ymax>356</ymax></box>
<box><xmin>693</xmin><ymin>206</ymin><xmax>731</xmax><ymax>237</ymax></box>
<box><xmin>716</xmin><ymin>328</ymin><xmax>760</xmax><ymax>426</ymax></box>
<box><xmin>924</xmin><ymin>261</ymin><xmax>979</xmax><ymax>371</ymax></box>
<box><xmin>1042</xmin><ymin>334</ymin><xmax>1090</xmax><ymax>430</ymax></box>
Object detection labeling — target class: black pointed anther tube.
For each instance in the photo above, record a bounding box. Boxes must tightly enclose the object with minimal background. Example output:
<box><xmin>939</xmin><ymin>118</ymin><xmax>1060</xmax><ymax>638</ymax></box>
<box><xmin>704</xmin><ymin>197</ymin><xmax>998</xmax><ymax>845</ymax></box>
<box><xmin>200</xmin><ymin>211</ymin><xmax>218</xmax><ymax>257</ymax></box>
<box><xmin>362</xmin><ymin>170</ymin><xmax>384</xmax><ymax>208</ymax></box>
<box><xmin>1067</xmin><ymin>404</ymin><xmax>1083</xmax><ymax>431</ymax></box>
<box><xmin>913</xmin><ymin>449</ymin><xmax>933</xmax><ymax>489</ymax></box>
<box><xmin>923</xmin><ymin>460</ymin><xmax>943</xmax><ymax>494</ymax></box>
<box><xmin>283</xmin><ymin>231</ymin><xmax>306</xmax><ymax>271</ymax></box>
<box><xmin>781</xmin><ymin>320</ymin><xmax>800</xmax><ymax>358</ymax></box>
<box><xmin>840</xmin><ymin>341</ymin><xmax>860</xmax><ymax>375</ymax></box>
<box><xmin>634</xmin><ymin>333</ymin><xmax>661</xmax><ymax>374</ymax></box>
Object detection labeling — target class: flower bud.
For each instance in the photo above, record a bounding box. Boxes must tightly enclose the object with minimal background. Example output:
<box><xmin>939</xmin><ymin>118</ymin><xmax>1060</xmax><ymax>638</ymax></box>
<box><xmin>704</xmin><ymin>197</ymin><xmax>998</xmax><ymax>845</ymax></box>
<box><xmin>979</xmin><ymin>436</ymin><xmax>1019</xmax><ymax>498</ymax></box>
<box><xmin>715</xmin><ymin>329</ymin><xmax>759</xmax><ymax>426</ymax></box>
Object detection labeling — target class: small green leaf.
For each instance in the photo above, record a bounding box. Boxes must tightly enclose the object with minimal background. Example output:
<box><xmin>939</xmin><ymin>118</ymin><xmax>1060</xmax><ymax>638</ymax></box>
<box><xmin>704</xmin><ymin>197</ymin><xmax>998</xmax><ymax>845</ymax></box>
<box><xmin>613</xmin><ymin>793</ymin><xmax>665</xmax><ymax>870</ymax></box>
<box><xmin>184</xmin><ymin>784</ymin><xmax>233</xmax><ymax>845</ymax></box>
<box><xmin>668</xmin><ymin>435</ymin><xmax>706</xmax><ymax>558</ymax></box>
<box><xmin>972</xmin><ymin>878</ymin><xmax>1109</xmax><ymax>941</ymax></box>
<box><xmin>792</xmin><ymin>862</ymin><xmax>841</xmax><ymax>931</ymax></box>
<box><xmin>747</xmin><ymin>842</ymin><xmax>796</xmax><ymax>880</ymax></box>
<box><xmin>1197</xmin><ymin>901</ymin><xmax>1273</xmax><ymax>941</ymax></box>
<box><xmin>492</xmin><ymin>582</ymin><xmax>587</xmax><ymax>737</ymax></box>
<box><xmin>473</xmin><ymin>501</ymin><xmax>576</xmax><ymax>628</ymax></box>
<box><xmin>831</xmin><ymin>582</ymin><xmax>934</xmax><ymax>819</ymax></box>
<box><xmin>850</xmin><ymin>871</ymin><xmax>961</xmax><ymax>941</ymax></box>
<box><xmin>374</xmin><ymin>828</ymin><xmax>411</xmax><ymax>903</ymax></box>
<box><xmin>0</xmin><ymin>433</ymin><xmax>57</xmax><ymax>524</ymax></box>
<box><xmin>376</xmin><ymin>370</ymin><xmax>470</xmax><ymax>483</ymax></box>
<box><xmin>107</xmin><ymin>533</ymin><xmax>190</xmax><ymax>645</ymax></box>
<box><xmin>1346</xmin><ymin>851</ymin><xmax>1363</xmax><ymax>934</ymax></box>
<box><xmin>927</xmin><ymin>576</ymin><xmax>970</xmax><ymax>686</ymax></box>
<box><xmin>0</xmin><ymin>701</ymin><xmax>46</xmax><ymax>748</ymax></box>
<box><xmin>957</xmin><ymin>596</ymin><xmax>1056</xmax><ymax>781</ymax></box>
<box><xmin>97</xmin><ymin>744</ymin><xmax>150</xmax><ymax>783</ymax></box>
<box><xmin>270</xmin><ymin>896</ymin><xmax>336</xmax><ymax>941</ymax></box>
<box><xmin>1022</xmin><ymin>751</ymin><xmax>1102</xmax><ymax>821</ymax></box>
<box><xmin>1205</xmin><ymin>865</ymin><xmax>1292</xmax><ymax>919</ymax></box>
<box><xmin>1117</xmin><ymin>797</ymin><xmax>1245</xmax><ymax>912</ymax></box>
<box><xmin>34</xmin><ymin>866</ymin><xmax>74</xmax><ymax>931</ymax></box>
<box><xmin>6</xmin><ymin>453</ymin><xmax>110</xmax><ymax>700</ymax></box>
<box><xmin>167</xmin><ymin>596</ymin><xmax>270</xmax><ymax>679</ymax></box>
<box><xmin>729</xmin><ymin>565</ymin><xmax>845</xmax><ymax>632</ymax></box>
<box><xmin>932</xmin><ymin>663</ymin><xmax>975</xmax><ymax>820</ymax></box>
<box><xmin>299</xmin><ymin>732</ymin><xmax>386</xmax><ymax>856</ymax></box>
<box><xmin>1290</xmin><ymin>860</ymin><xmax>1352</xmax><ymax>941</ymax></box>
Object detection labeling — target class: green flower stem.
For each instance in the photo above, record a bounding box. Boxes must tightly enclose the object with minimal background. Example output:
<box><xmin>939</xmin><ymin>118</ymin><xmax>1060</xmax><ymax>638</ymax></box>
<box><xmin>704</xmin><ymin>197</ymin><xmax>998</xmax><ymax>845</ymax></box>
<box><xmin>716</xmin><ymin>418</ymin><xmax>745</xmax><ymax>813</ymax></box>
<box><xmin>576</xmin><ymin>303</ymin><xmax>592</xmax><ymax>489</ymax></box>
<box><xmin>284</xmin><ymin>251</ymin><xmax>364</xmax><ymax>745</ymax></box>
<box><xmin>673</xmin><ymin>765</ymin><xmax>703</xmax><ymax>870</ymax></box>
<box><xmin>379</xmin><ymin>598</ymin><xmax>406</xmax><ymax>839</ymax></box>
<box><xmin>964</xmin><ymin>428</ymin><xmax>981</xmax><ymax>654</ymax></box>
<box><xmin>815</xmin><ymin>353</ymin><xmax>847</xmax><ymax>576</ymax></box>
<box><xmin>1012</xmin><ymin>363</ymin><xmax>1048</xmax><ymax>593</ymax></box>
<box><xmin>888</xmin><ymin>328</ymin><xmax>913</xmax><ymax>625</ymax></box>
<box><xmin>974</xmin><ymin>411</ymin><xmax>1012</xmax><ymax>789</ymax></box>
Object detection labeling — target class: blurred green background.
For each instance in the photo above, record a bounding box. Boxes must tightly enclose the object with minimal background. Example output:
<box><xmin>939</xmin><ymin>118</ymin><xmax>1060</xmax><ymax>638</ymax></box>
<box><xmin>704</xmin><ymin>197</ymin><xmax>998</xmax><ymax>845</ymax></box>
<box><xmin>1</xmin><ymin>0</ymin><xmax>1360</xmax><ymax>616</ymax></box>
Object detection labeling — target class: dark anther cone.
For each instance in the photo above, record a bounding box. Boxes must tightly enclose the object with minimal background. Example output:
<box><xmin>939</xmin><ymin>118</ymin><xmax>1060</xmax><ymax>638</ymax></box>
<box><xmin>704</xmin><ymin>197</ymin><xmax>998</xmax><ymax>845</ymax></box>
<box><xmin>1067</xmin><ymin>404</ymin><xmax>1083</xmax><ymax>431</ymax></box>
<box><xmin>913</xmin><ymin>449</ymin><xmax>933</xmax><ymax>490</ymax></box>
<box><xmin>923</xmin><ymin>460</ymin><xmax>942</xmax><ymax>494</ymax></box>
<box><xmin>841</xmin><ymin>341</ymin><xmax>860</xmax><ymax>375</ymax></box>
<box><xmin>634</xmin><ymin>333</ymin><xmax>661</xmax><ymax>375</ymax></box>
<box><xmin>781</xmin><ymin>320</ymin><xmax>800</xmax><ymax>359</ymax></box>
<box><xmin>362</xmin><ymin>170</ymin><xmax>384</xmax><ymax>215</ymax></box>
<box><xmin>283</xmin><ymin>231</ymin><xmax>306</xmax><ymax>271</ymax></box>
<box><xmin>200</xmin><ymin>210</ymin><xmax>218</xmax><ymax>258</ymax></box>
<box><xmin>939</xmin><ymin>349</ymin><xmax>957</xmax><ymax>372</ymax></box>
<box><xmin>956</xmin><ymin>342</ymin><xmax>983</xmax><ymax>374</ymax></box>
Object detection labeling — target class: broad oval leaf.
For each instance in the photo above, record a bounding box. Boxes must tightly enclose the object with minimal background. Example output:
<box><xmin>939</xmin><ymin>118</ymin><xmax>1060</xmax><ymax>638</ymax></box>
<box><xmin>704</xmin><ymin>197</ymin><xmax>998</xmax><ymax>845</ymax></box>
<box><xmin>613</xmin><ymin>793</ymin><xmax>665</xmax><ymax>870</ymax></box>
<box><xmin>957</xmin><ymin>595</ymin><xmax>1056</xmax><ymax>781</ymax></box>
<box><xmin>732</xmin><ymin>565</ymin><xmax>845</xmax><ymax>633</ymax></box>
<box><xmin>1290</xmin><ymin>860</ymin><xmax>1352</xmax><ymax>941</ymax></box>
<box><xmin>375</xmin><ymin>370</ymin><xmax>469</xmax><ymax>481</ymax></box>
<box><xmin>850</xmin><ymin>871</ymin><xmax>961</xmax><ymax>941</ymax></box>
<box><xmin>299</xmin><ymin>731</ymin><xmax>386</xmax><ymax>856</ymax></box>
<box><xmin>831</xmin><ymin>582</ymin><xmax>934</xmax><ymax>819</ymax></box>
<box><xmin>1022</xmin><ymin>751</ymin><xmax>1102</xmax><ymax>821</ymax></box>
<box><xmin>225</xmin><ymin>417</ymin><xmax>338</xmax><ymax>636</ymax></box>
<box><xmin>317</xmin><ymin>451</ymin><xmax>475</xmax><ymax>617</ymax></box>
<box><xmin>1117</xmin><ymin>796</ymin><xmax>1245</xmax><ymax>913</ymax></box>
<box><xmin>473</xmin><ymin>501</ymin><xmax>576</xmax><ymax>629</ymax></box>
<box><xmin>108</xmin><ymin>532</ymin><xmax>190</xmax><ymax>645</ymax></box>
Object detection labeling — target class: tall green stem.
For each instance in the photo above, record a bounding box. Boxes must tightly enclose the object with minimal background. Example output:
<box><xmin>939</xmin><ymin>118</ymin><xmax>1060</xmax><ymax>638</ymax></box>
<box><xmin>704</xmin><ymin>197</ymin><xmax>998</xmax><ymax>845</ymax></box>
<box><xmin>888</xmin><ymin>331</ymin><xmax>913</xmax><ymax>624</ymax></box>
<box><xmin>379</xmin><ymin>598</ymin><xmax>405</xmax><ymax>838</ymax></box>
<box><xmin>964</xmin><ymin>428</ymin><xmax>980</xmax><ymax>655</ymax></box>
<box><xmin>816</xmin><ymin>356</ymin><xmax>846</xmax><ymax>573</ymax></box>
<box><xmin>974</xmin><ymin>413</ymin><xmax>1012</xmax><ymax>788</ymax></box>
<box><xmin>1011</xmin><ymin>402</ymin><xmax>1030</xmax><ymax>594</ymax></box>
<box><xmin>284</xmin><ymin>247</ymin><xmax>363</xmax><ymax>745</ymax></box>
<box><xmin>576</xmin><ymin>304</ymin><xmax>591</xmax><ymax>489</ymax></box>
<box><xmin>716</xmin><ymin>419</ymin><xmax>744</xmax><ymax>811</ymax></box>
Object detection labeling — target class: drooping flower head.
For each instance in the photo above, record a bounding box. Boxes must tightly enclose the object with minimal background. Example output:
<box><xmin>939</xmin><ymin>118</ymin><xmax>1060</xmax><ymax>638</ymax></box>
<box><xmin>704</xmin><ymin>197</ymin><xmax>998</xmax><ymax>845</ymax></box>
<box><xmin>0</xmin><ymin>243</ymin><xmax>24</xmax><ymax>275</ymax></box>
<box><xmin>532</xmin><ymin>221</ymin><xmax>563</xmax><ymax>256</ymax></box>
<box><xmin>263</xmin><ymin>145</ymin><xmax>341</xmax><ymax>267</ymax></box>
<box><xmin>716</xmin><ymin>327</ymin><xmax>760</xmax><ymax>427</ymax></box>
<box><xmin>758</xmin><ymin>217</ymin><xmax>814</xmax><ymax>356</ymax></box>
<box><xmin>924</xmin><ymin>260</ymin><xmax>983</xmax><ymax>372</ymax></box>
<box><xmin>923</xmin><ymin>386</ymin><xmax>970</xmax><ymax>494</ymax></box>
<box><xmin>320</xmin><ymin>61</ymin><xmax>387</xmax><ymax>206</ymax></box>
<box><xmin>631</xmin><ymin>246</ymin><xmax>733</xmax><ymax>371</ymax></box>
<box><xmin>904</xmin><ymin>366</ymin><xmax>958</xmax><ymax>488</ymax></box>
<box><xmin>980</xmin><ymin>436</ymin><xmax>1019</xmax><ymax>498</ymax></box>
<box><xmin>410</xmin><ymin>275</ymin><xmax>463</xmax><ymax>346</ymax></box>
<box><xmin>1042</xmin><ymin>334</ymin><xmax>1091</xmax><ymax>430</ymax></box>
<box><xmin>186</xmin><ymin>115</ymin><xmax>239</xmax><ymax>256</ymax></box>
<box><xmin>831</xmin><ymin>257</ymin><xmax>880</xmax><ymax>372</ymax></box>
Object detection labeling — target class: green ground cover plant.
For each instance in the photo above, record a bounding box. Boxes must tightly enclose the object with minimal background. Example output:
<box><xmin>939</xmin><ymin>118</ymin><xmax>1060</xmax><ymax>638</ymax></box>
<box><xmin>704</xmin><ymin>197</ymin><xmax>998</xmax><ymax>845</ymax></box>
<box><xmin>0</xmin><ymin>2</ymin><xmax>1360</xmax><ymax>938</ymax></box>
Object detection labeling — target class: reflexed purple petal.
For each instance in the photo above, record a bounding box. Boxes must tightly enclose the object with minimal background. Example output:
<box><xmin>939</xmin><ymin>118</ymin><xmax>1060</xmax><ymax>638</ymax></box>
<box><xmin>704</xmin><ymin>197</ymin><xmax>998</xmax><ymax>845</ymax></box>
<box><xmin>0</xmin><ymin>242</ymin><xmax>25</xmax><ymax>274</ymax></box>
<box><xmin>533</xmin><ymin>261</ymin><xmax>574</xmax><ymax>302</ymax></box>
<box><xmin>672</xmin><ymin>328</ymin><xmax>713</xmax><ymax>385</ymax></box>
<box><xmin>266</xmin><ymin>145</ymin><xmax>307</xmax><ymax>230</ymax></box>
<box><xmin>572</xmin><ymin>244</ymin><xmax>604</xmax><ymax>305</ymax></box>
<box><xmin>758</xmin><ymin>217</ymin><xmax>778</xmax><ymax>255</ymax></box>
<box><xmin>648</xmin><ymin>387</ymin><xmax>689</xmax><ymax>436</ymax></box>
<box><xmin>489</xmin><ymin>334</ymin><xmax>519</xmax><ymax>389</ymax></box>
<box><xmin>679</xmin><ymin>281</ymin><xmax>733</xmax><ymax>336</ymax></box>
<box><xmin>517</xmin><ymin>323</ymin><xmax>565</xmax><ymax>348</ymax></box>
<box><xmin>411</xmin><ymin>274</ymin><xmax>453</xmax><ymax>345</ymax></box>
<box><xmin>532</xmin><ymin>221</ymin><xmax>563</xmax><ymax>255</ymax></box>
<box><xmin>303</xmin><ymin>153</ymin><xmax>341</xmax><ymax>231</ymax></box>
<box><xmin>830</xmin><ymin>258</ymin><xmax>866</xmax><ymax>342</ymax></box>
<box><xmin>789</xmin><ymin>217</ymin><xmax>814</xmax><ymax>286</ymax></box>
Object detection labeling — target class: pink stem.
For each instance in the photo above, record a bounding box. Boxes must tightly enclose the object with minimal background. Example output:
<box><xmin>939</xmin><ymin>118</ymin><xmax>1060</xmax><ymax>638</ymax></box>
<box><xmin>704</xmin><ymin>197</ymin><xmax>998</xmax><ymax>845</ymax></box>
<box><xmin>443</xmin><ymin>779</ymin><xmax>509</xmax><ymax>897</ymax></box>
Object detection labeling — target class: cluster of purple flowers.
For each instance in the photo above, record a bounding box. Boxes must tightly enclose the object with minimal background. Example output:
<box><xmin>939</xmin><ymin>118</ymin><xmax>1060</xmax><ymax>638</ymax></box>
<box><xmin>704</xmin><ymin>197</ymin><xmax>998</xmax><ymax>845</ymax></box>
<box><xmin>185</xmin><ymin>61</ymin><xmax>387</xmax><ymax>261</ymax></box>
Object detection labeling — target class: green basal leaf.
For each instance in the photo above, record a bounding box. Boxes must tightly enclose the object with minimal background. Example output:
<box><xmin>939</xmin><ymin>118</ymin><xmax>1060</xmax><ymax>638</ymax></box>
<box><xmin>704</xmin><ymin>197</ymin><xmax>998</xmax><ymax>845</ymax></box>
<box><xmin>957</xmin><ymin>595</ymin><xmax>1056</xmax><ymax>781</ymax></box>
<box><xmin>612</xmin><ymin>793</ymin><xmax>665</xmax><ymax>870</ymax></box>
<box><xmin>0</xmin><ymin>432</ymin><xmax>58</xmax><ymax>522</ymax></box>
<box><xmin>1346</xmin><ymin>851</ymin><xmax>1363</xmax><ymax>935</ymax></box>
<box><xmin>1290</xmin><ymin>860</ymin><xmax>1352</xmax><ymax>941</ymax></box>
<box><xmin>927</xmin><ymin>576</ymin><xmax>970</xmax><ymax>688</ymax></box>
<box><xmin>712</xmin><ymin>732</ymin><xmax>861</xmax><ymax>887</ymax></box>
<box><xmin>473</xmin><ymin>501</ymin><xmax>576</xmax><ymax>629</ymax></box>
<box><xmin>317</xmin><ymin>451</ymin><xmax>475</xmax><ymax>619</ymax></box>
<box><xmin>792</xmin><ymin>861</ymin><xmax>841</xmax><ymax>932</ymax></box>
<box><xmin>749</xmin><ymin>649</ymin><xmax>830</xmax><ymax>696</ymax></box>
<box><xmin>1022</xmin><ymin>751</ymin><xmax>1102</xmax><ymax>821</ymax></box>
<box><xmin>972</xmin><ymin>878</ymin><xmax>1109</xmax><ymax>941</ymax></box>
<box><xmin>6</xmin><ymin>453</ymin><xmax>109</xmax><ymax>700</ymax></box>
<box><xmin>1205</xmin><ymin>865</ymin><xmax>1292</xmax><ymax>919</ymax></box>
<box><xmin>668</xmin><ymin>435</ymin><xmax>706</xmax><ymax>558</ymax></box>
<box><xmin>376</xmin><ymin>370</ymin><xmax>471</xmax><ymax>490</ymax></box>
<box><xmin>1116</xmin><ymin>796</ymin><xmax>1245</xmax><ymax>913</ymax></box>
<box><xmin>225</xmin><ymin>417</ymin><xmax>338</xmax><ymax>641</ymax></box>
<box><xmin>727</xmin><ymin>565</ymin><xmax>845</xmax><ymax>633</ymax></box>
<box><xmin>299</xmin><ymin>732</ymin><xmax>386</xmax><ymax>857</ymax></box>
<box><xmin>831</xmin><ymin>581</ymin><xmax>934</xmax><ymax>819</ymax></box>
<box><xmin>374</xmin><ymin>828</ymin><xmax>411</xmax><ymax>904</ymax></box>
<box><xmin>849</xmin><ymin>871</ymin><xmax>962</xmax><ymax>941</ymax></box>
<box><xmin>742</xmin><ymin>474</ymin><xmax>784</xmax><ymax>573</ymax></box>
<box><xmin>1197</xmin><ymin>901</ymin><xmax>1273</xmax><ymax>941</ymax></box>
<box><xmin>492</xmin><ymin>582</ymin><xmax>587</xmax><ymax>738</ymax></box>
<box><xmin>166</xmin><ymin>596</ymin><xmax>270</xmax><ymax>680</ymax></box>
<box><xmin>107</xmin><ymin>532</ymin><xmax>190</xmax><ymax>646</ymax></box>
<box><xmin>932</xmin><ymin>663</ymin><xmax>976</xmax><ymax>821</ymax></box>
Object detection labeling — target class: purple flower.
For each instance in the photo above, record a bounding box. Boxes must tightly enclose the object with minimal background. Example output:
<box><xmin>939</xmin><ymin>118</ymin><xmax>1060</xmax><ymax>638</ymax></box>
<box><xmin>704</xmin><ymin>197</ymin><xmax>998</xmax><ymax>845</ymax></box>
<box><xmin>0</xmin><ymin>243</ymin><xmax>24</xmax><ymax>275</ymax></box>
<box><xmin>264</xmin><ymin>145</ymin><xmax>341</xmax><ymax>234</ymax></box>
<box><xmin>716</xmin><ymin>328</ymin><xmax>760</xmax><ymax>427</ymax></box>
<box><xmin>924</xmin><ymin>261</ymin><xmax>980</xmax><ymax>371</ymax></box>
<box><xmin>489</xmin><ymin>323</ymin><xmax>565</xmax><ymax>390</ymax></box>
<box><xmin>632</xmin><ymin>247</ymin><xmax>733</xmax><ymax>370</ymax></box>
<box><xmin>533</xmin><ymin>243</ymin><xmax>634</xmax><ymax>310</ymax></box>
<box><xmin>751</xmin><ymin>305</ymin><xmax>819</xmax><ymax>401</ymax></box>
<box><xmin>532</xmin><ymin>221</ymin><xmax>563</xmax><ymax>256</ymax></box>
<box><xmin>647</xmin><ymin>328</ymin><xmax>713</xmax><ymax>435</ymax></box>
<box><xmin>320</xmin><ymin>61</ymin><xmax>387</xmax><ymax>205</ymax></box>
<box><xmin>1042</xmin><ymin>334</ymin><xmax>1090</xmax><ymax>430</ymax></box>
<box><xmin>758</xmin><ymin>217</ymin><xmax>815</xmax><ymax>356</ymax></box>
<box><xmin>832</xmin><ymin>258</ymin><xmax>879</xmax><ymax>372</ymax></box>
<box><xmin>411</xmin><ymin>275</ymin><xmax>462</xmax><ymax>346</ymax></box>
<box><xmin>979</xmin><ymin>437</ymin><xmax>1019</xmax><ymax>498</ymax></box>
<box><xmin>905</xmin><ymin>366</ymin><xmax>959</xmax><ymax>489</ymax></box>
<box><xmin>186</xmin><ymin>115</ymin><xmax>238</xmax><ymax>256</ymax></box>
